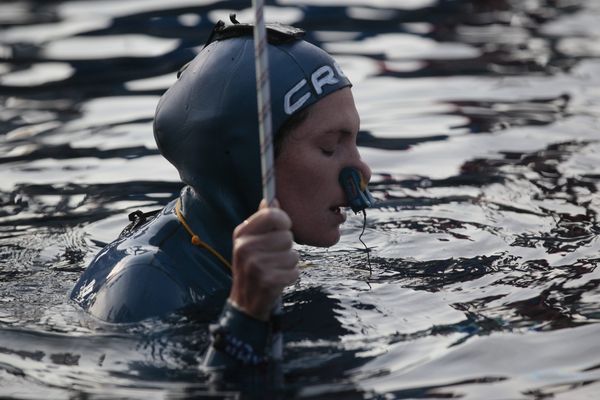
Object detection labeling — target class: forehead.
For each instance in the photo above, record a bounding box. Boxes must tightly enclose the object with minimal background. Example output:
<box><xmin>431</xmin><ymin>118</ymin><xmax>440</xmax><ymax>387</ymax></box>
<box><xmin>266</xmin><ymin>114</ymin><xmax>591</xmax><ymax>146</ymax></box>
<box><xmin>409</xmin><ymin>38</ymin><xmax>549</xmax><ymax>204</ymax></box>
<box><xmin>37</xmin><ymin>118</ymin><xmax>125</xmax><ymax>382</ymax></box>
<box><xmin>294</xmin><ymin>88</ymin><xmax>359</xmax><ymax>138</ymax></box>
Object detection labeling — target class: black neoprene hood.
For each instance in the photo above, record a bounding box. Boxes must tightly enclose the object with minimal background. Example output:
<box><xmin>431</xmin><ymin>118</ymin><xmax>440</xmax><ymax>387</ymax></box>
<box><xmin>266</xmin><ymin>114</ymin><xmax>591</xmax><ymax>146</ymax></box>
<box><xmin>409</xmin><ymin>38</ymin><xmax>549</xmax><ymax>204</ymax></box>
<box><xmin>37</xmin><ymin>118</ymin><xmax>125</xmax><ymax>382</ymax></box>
<box><xmin>153</xmin><ymin>22</ymin><xmax>351</xmax><ymax>223</ymax></box>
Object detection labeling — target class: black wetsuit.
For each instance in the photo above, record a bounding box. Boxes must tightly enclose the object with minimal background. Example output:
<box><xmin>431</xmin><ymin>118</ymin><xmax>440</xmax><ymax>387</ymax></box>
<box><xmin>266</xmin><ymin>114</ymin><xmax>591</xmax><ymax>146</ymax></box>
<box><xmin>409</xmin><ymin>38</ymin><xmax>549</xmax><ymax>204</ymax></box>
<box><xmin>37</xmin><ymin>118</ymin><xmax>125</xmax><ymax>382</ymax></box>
<box><xmin>71</xmin><ymin>187</ymin><xmax>269</xmax><ymax>367</ymax></box>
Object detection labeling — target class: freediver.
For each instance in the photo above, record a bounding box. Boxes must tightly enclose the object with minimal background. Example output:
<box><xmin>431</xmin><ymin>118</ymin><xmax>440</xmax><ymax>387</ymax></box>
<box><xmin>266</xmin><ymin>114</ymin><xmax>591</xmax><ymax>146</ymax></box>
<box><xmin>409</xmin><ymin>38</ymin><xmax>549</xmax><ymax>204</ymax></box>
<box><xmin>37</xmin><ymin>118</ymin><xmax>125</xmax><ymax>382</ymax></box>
<box><xmin>70</xmin><ymin>20</ymin><xmax>373</xmax><ymax>369</ymax></box>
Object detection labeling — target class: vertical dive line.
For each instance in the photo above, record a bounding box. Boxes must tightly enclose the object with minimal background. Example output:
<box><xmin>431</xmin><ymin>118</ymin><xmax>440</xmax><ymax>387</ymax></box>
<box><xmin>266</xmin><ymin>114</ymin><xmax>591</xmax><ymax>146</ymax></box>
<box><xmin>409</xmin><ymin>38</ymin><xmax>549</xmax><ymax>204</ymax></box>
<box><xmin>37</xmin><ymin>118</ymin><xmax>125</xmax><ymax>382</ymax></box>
<box><xmin>252</xmin><ymin>0</ymin><xmax>283</xmax><ymax>362</ymax></box>
<box><xmin>253</xmin><ymin>0</ymin><xmax>275</xmax><ymax>205</ymax></box>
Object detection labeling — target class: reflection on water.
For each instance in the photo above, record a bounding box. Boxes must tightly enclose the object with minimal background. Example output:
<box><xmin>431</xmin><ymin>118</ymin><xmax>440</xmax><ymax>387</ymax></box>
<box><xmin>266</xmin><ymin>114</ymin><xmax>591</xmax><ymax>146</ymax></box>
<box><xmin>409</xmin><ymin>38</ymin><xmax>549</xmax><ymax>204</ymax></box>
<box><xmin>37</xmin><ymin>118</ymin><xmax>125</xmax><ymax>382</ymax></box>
<box><xmin>1</xmin><ymin>0</ymin><xmax>600</xmax><ymax>398</ymax></box>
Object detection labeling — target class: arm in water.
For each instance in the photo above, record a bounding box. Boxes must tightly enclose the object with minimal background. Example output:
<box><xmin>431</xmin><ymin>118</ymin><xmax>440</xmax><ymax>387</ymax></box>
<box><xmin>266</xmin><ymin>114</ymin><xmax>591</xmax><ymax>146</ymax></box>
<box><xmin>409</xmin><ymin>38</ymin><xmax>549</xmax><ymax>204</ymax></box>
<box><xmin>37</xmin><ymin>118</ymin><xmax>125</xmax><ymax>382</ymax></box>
<box><xmin>204</xmin><ymin>199</ymin><xmax>299</xmax><ymax>368</ymax></box>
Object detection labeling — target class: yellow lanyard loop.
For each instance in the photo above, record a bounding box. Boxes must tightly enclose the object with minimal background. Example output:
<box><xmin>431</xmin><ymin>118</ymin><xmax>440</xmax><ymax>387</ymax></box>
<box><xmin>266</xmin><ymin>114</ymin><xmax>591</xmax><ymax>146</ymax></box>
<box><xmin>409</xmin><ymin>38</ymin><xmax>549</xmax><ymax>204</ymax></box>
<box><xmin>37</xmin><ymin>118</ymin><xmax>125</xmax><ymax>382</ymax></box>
<box><xmin>174</xmin><ymin>199</ymin><xmax>232</xmax><ymax>271</ymax></box>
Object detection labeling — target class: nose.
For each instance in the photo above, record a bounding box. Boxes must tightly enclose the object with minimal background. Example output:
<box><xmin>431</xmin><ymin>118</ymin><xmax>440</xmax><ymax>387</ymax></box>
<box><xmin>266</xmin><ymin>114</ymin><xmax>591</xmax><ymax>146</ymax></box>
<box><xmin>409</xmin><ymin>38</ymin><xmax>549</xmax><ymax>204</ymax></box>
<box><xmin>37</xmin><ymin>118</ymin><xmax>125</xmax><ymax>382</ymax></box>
<box><xmin>342</xmin><ymin>148</ymin><xmax>372</xmax><ymax>190</ymax></box>
<box><xmin>339</xmin><ymin>152</ymin><xmax>374</xmax><ymax>213</ymax></box>
<box><xmin>352</xmin><ymin>152</ymin><xmax>371</xmax><ymax>187</ymax></box>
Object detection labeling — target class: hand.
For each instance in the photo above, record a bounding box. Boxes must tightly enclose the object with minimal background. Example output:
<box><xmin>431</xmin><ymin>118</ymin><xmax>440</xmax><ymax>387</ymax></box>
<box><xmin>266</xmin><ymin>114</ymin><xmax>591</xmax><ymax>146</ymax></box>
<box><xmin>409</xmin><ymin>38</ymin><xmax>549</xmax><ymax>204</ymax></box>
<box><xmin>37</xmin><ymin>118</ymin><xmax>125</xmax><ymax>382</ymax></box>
<box><xmin>229</xmin><ymin>198</ymin><xmax>300</xmax><ymax>321</ymax></box>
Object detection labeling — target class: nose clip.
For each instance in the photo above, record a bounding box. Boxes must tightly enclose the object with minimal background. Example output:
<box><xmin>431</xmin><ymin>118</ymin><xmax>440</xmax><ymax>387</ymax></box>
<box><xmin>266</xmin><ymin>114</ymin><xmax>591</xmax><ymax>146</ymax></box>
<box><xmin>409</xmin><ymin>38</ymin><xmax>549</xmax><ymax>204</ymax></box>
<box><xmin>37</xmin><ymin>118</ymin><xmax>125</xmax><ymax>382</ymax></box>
<box><xmin>339</xmin><ymin>167</ymin><xmax>374</xmax><ymax>214</ymax></box>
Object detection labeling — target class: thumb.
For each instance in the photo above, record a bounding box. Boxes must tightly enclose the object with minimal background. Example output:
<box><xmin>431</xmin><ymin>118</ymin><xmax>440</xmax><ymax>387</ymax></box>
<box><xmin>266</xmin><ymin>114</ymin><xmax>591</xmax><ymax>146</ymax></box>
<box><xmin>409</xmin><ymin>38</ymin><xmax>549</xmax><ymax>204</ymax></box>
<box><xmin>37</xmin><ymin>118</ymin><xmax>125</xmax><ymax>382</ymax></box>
<box><xmin>259</xmin><ymin>198</ymin><xmax>279</xmax><ymax>210</ymax></box>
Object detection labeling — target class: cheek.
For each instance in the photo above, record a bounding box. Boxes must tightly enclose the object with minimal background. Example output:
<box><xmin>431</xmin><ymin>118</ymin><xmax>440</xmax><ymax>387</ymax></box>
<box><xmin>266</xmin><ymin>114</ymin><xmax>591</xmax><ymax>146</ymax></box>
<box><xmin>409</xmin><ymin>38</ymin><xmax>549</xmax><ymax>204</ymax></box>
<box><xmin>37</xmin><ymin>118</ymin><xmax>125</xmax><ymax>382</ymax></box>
<box><xmin>276</xmin><ymin>149</ymin><xmax>318</xmax><ymax>195</ymax></box>
<box><xmin>276</xmin><ymin>156</ymin><xmax>324</xmax><ymax>208</ymax></box>
<box><xmin>276</xmin><ymin>160</ymin><xmax>322</xmax><ymax>213</ymax></box>
<box><xmin>275</xmin><ymin>143</ymin><xmax>348</xmax><ymax>242</ymax></box>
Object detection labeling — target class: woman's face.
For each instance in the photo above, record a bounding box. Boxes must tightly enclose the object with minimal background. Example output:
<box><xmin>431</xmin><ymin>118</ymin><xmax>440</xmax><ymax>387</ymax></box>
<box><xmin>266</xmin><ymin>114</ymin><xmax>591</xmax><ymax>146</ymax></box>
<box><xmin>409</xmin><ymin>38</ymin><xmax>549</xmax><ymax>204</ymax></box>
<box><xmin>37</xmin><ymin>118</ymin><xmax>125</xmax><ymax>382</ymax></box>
<box><xmin>275</xmin><ymin>87</ymin><xmax>371</xmax><ymax>247</ymax></box>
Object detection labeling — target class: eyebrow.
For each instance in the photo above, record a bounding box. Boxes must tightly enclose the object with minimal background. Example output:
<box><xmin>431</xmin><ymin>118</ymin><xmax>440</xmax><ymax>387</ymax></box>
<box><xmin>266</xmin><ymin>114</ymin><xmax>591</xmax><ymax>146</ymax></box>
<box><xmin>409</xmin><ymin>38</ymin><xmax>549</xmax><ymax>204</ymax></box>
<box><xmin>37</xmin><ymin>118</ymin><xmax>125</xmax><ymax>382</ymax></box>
<box><xmin>323</xmin><ymin>128</ymin><xmax>355</xmax><ymax>137</ymax></box>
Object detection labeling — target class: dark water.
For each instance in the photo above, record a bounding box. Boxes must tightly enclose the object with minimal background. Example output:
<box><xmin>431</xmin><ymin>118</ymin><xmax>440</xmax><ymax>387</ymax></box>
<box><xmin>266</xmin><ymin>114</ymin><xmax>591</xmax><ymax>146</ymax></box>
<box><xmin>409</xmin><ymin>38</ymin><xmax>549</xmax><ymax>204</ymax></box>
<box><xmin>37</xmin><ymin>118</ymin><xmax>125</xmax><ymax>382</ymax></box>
<box><xmin>1</xmin><ymin>0</ymin><xmax>600</xmax><ymax>398</ymax></box>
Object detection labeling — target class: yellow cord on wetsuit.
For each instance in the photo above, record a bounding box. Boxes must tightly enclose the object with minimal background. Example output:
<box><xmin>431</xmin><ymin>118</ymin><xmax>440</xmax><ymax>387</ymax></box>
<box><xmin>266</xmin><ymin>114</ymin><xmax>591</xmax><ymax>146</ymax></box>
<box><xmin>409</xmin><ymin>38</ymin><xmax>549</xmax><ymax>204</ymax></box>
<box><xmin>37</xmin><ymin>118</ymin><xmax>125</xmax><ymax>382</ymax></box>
<box><xmin>174</xmin><ymin>199</ymin><xmax>365</xmax><ymax>274</ymax></box>
<box><xmin>175</xmin><ymin>198</ymin><xmax>232</xmax><ymax>271</ymax></box>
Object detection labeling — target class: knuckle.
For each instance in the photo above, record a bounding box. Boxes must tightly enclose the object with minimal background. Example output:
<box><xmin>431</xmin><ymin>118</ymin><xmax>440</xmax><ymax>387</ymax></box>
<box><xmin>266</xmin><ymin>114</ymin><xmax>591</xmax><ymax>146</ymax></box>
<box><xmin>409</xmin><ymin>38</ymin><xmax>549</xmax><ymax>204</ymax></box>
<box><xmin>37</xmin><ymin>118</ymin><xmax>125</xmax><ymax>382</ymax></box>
<box><xmin>291</xmin><ymin>266</ymin><xmax>300</xmax><ymax>282</ymax></box>
<box><xmin>269</xmin><ymin>208</ymin><xmax>291</xmax><ymax>227</ymax></box>
<box><xmin>284</xmin><ymin>230</ymin><xmax>294</xmax><ymax>244</ymax></box>
<box><xmin>274</xmin><ymin>231</ymin><xmax>293</xmax><ymax>250</ymax></box>
<box><xmin>278</xmin><ymin>210</ymin><xmax>292</xmax><ymax>228</ymax></box>
<box><xmin>261</xmin><ymin>208</ymin><xmax>277</xmax><ymax>220</ymax></box>
<box><xmin>233</xmin><ymin>237</ymin><xmax>249</xmax><ymax>258</ymax></box>
<box><xmin>289</xmin><ymin>249</ymin><xmax>299</xmax><ymax>264</ymax></box>
<box><xmin>233</xmin><ymin>238</ymin><xmax>263</xmax><ymax>269</ymax></box>
<box><xmin>233</xmin><ymin>224</ymin><xmax>243</xmax><ymax>238</ymax></box>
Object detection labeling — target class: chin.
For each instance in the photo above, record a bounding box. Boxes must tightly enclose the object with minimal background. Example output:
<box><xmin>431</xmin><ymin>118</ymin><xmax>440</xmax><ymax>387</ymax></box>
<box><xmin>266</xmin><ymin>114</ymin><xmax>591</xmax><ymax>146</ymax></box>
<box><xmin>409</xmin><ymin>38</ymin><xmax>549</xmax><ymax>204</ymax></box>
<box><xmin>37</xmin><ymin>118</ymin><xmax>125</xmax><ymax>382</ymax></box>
<box><xmin>295</xmin><ymin>230</ymin><xmax>340</xmax><ymax>248</ymax></box>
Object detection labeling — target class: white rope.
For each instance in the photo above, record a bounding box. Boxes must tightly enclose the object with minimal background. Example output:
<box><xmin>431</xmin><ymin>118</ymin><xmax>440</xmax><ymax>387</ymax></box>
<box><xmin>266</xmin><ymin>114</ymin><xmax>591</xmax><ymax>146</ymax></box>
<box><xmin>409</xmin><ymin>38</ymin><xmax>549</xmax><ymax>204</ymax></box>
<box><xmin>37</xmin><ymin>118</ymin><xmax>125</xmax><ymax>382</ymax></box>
<box><xmin>252</xmin><ymin>0</ymin><xmax>283</xmax><ymax>362</ymax></box>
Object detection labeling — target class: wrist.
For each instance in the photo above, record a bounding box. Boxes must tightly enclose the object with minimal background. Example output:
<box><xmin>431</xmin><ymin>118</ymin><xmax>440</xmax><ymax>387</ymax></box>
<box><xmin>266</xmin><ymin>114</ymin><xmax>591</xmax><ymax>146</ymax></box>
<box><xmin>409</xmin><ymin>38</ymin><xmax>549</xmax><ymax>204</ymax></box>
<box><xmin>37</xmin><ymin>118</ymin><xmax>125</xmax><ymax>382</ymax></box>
<box><xmin>207</xmin><ymin>300</ymin><xmax>270</xmax><ymax>366</ymax></box>
<box><xmin>228</xmin><ymin>294</ymin><xmax>270</xmax><ymax>321</ymax></box>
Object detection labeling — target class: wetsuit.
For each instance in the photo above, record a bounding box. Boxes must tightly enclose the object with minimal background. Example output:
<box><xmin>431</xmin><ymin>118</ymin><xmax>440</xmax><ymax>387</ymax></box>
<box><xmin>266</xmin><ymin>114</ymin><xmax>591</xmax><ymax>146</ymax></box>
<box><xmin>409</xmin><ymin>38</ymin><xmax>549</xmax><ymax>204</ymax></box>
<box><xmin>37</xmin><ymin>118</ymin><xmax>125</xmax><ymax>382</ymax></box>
<box><xmin>70</xmin><ymin>21</ymin><xmax>352</xmax><ymax>368</ymax></box>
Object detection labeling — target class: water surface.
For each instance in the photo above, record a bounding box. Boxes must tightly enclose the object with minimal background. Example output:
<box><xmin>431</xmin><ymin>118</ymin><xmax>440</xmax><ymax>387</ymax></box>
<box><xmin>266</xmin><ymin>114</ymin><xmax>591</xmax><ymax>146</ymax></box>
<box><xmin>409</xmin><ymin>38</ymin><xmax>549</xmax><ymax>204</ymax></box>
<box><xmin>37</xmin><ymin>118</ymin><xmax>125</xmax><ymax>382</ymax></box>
<box><xmin>1</xmin><ymin>0</ymin><xmax>599</xmax><ymax>398</ymax></box>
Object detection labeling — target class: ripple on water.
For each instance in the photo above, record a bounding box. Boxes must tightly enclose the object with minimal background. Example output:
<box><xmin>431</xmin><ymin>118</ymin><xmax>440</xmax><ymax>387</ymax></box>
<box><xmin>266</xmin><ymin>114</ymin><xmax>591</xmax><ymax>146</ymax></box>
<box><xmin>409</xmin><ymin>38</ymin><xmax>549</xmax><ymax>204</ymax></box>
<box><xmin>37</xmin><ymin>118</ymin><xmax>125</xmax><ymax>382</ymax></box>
<box><xmin>1</xmin><ymin>0</ymin><xmax>600</xmax><ymax>398</ymax></box>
